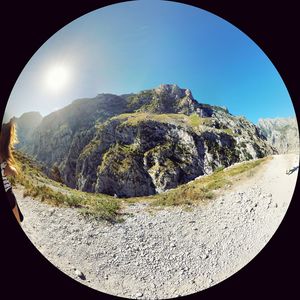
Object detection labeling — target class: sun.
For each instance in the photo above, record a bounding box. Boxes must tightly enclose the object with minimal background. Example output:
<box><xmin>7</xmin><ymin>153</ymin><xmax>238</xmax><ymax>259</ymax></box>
<box><xmin>44</xmin><ymin>64</ymin><xmax>71</xmax><ymax>93</ymax></box>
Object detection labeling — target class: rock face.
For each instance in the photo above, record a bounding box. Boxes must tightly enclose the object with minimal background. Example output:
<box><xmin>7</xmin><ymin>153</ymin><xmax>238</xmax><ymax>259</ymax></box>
<box><xmin>258</xmin><ymin>117</ymin><xmax>299</xmax><ymax>154</ymax></box>
<box><xmin>23</xmin><ymin>94</ymin><xmax>129</xmax><ymax>188</ymax></box>
<box><xmin>124</xmin><ymin>84</ymin><xmax>213</xmax><ymax>117</ymax></box>
<box><xmin>17</xmin><ymin>84</ymin><xmax>277</xmax><ymax>197</ymax></box>
<box><xmin>11</xmin><ymin>112</ymin><xmax>43</xmax><ymax>149</ymax></box>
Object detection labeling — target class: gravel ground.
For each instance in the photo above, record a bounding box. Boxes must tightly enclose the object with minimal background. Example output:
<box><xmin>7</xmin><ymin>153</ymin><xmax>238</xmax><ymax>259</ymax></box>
<box><xmin>16</xmin><ymin>154</ymin><xmax>299</xmax><ymax>299</ymax></box>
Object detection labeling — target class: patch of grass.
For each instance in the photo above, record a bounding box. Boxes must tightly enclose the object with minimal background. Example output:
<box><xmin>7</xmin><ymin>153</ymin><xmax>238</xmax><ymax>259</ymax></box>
<box><xmin>112</xmin><ymin>112</ymin><xmax>212</xmax><ymax>129</ymax></box>
<box><xmin>80</xmin><ymin>139</ymin><xmax>101</xmax><ymax>159</ymax></box>
<box><xmin>187</xmin><ymin>113</ymin><xmax>211</xmax><ymax>127</ymax></box>
<box><xmin>112</xmin><ymin>112</ymin><xmax>187</xmax><ymax>126</ymax></box>
<box><xmin>13</xmin><ymin>151</ymin><xmax>122</xmax><ymax>223</ymax></box>
<box><xmin>222</xmin><ymin>128</ymin><xmax>234</xmax><ymax>135</ymax></box>
<box><xmin>214</xmin><ymin>166</ymin><xmax>225</xmax><ymax>172</ymax></box>
<box><xmin>225</xmin><ymin>158</ymin><xmax>266</xmax><ymax>177</ymax></box>
<box><xmin>149</xmin><ymin>156</ymin><xmax>269</xmax><ymax>207</ymax></box>
<box><xmin>79</xmin><ymin>195</ymin><xmax>122</xmax><ymax>223</ymax></box>
<box><xmin>221</xmin><ymin>128</ymin><xmax>239</xmax><ymax>137</ymax></box>
<box><xmin>98</xmin><ymin>143</ymin><xmax>140</xmax><ymax>174</ymax></box>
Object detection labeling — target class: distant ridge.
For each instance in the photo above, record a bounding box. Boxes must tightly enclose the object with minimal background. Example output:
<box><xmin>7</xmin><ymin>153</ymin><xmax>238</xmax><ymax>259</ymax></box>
<box><xmin>12</xmin><ymin>84</ymin><xmax>277</xmax><ymax>197</ymax></box>
<box><xmin>258</xmin><ymin>117</ymin><xmax>299</xmax><ymax>154</ymax></box>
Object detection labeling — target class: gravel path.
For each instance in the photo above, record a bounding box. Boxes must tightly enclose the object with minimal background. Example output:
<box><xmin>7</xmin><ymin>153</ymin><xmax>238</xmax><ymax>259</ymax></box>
<box><xmin>16</xmin><ymin>154</ymin><xmax>299</xmax><ymax>299</ymax></box>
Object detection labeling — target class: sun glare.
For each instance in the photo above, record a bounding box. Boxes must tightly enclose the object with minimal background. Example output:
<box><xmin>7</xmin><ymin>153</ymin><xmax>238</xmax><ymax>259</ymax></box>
<box><xmin>44</xmin><ymin>64</ymin><xmax>71</xmax><ymax>93</ymax></box>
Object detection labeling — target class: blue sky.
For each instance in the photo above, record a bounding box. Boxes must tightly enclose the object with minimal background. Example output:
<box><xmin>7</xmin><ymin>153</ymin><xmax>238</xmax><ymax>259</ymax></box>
<box><xmin>4</xmin><ymin>0</ymin><xmax>295</xmax><ymax>124</ymax></box>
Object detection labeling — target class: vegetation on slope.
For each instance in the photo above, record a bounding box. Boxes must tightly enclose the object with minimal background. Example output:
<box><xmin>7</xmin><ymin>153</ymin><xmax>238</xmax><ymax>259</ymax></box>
<box><xmin>11</xmin><ymin>151</ymin><xmax>270</xmax><ymax>221</ymax></box>
<box><xmin>12</xmin><ymin>151</ymin><xmax>121</xmax><ymax>223</ymax></box>
<box><xmin>111</xmin><ymin>112</ymin><xmax>212</xmax><ymax>128</ymax></box>
<box><xmin>129</xmin><ymin>156</ymin><xmax>270</xmax><ymax>207</ymax></box>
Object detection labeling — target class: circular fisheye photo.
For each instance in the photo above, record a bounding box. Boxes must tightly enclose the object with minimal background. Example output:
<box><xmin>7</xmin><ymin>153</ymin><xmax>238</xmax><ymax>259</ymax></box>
<box><xmin>1</xmin><ymin>0</ymin><xmax>299</xmax><ymax>299</ymax></box>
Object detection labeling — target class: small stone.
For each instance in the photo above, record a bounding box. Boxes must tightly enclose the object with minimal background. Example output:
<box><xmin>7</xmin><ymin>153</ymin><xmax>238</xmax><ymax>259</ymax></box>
<box><xmin>170</xmin><ymin>243</ymin><xmax>176</xmax><ymax>248</ymax></box>
<box><xmin>150</xmin><ymin>283</ymin><xmax>156</xmax><ymax>289</ymax></box>
<box><xmin>136</xmin><ymin>292</ymin><xmax>143</xmax><ymax>298</ymax></box>
<box><xmin>75</xmin><ymin>269</ymin><xmax>85</xmax><ymax>280</ymax></box>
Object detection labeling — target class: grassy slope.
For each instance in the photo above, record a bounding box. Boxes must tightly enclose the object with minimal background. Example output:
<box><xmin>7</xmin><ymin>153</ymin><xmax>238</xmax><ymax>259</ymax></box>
<box><xmin>111</xmin><ymin>112</ymin><xmax>212</xmax><ymax>128</ymax></box>
<box><xmin>11</xmin><ymin>151</ymin><xmax>271</xmax><ymax>222</ymax></box>
<box><xmin>12</xmin><ymin>151</ymin><xmax>121</xmax><ymax>223</ymax></box>
<box><xmin>128</xmin><ymin>156</ymin><xmax>271</xmax><ymax>207</ymax></box>
<box><xmin>111</xmin><ymin>112</ymin><xmax>241</xmax><ymax>139</ymax></box>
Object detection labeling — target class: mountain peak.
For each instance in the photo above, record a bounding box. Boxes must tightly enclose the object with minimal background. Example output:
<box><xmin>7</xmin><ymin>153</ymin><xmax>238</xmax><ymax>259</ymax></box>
<box><xmin>154</xmin><ymin>84</ymin><xmax>194</xmax><ymax>100</ymax></box>
<box><xmin>126</xmin><ymin>84</ymin><xmax>201</xmax><ymax>115</ymax></box>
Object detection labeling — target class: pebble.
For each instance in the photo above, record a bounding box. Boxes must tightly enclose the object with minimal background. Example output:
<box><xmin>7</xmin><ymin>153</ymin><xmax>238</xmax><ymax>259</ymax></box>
<box><xmin>17</xmin><ymin>154</ymin><xmax>295</xmax><ymax>300</ymax></box>
<box><xmin>75</xmin><ymin>269</ymin><xmax>85</xmax><ymax>280</ymax></box>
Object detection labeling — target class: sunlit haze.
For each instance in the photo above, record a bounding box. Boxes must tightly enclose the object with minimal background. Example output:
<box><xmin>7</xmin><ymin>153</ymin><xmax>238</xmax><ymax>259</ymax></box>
<box><xmin>44</xmin><ymin>64</ymin><xmax>72</xmax><ymax>93</ymax></box>
<box><xmin>4</xmin><ymin>0</ymin><xmax>295</xmax><ymax>124</ymax></box>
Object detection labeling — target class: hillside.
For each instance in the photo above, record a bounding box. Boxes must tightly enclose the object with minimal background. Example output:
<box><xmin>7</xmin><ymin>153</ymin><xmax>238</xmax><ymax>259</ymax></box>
<box><xmin>12</xmin><ymin>111</ymin><xmax>42</xmax><ymax>149</ymax></box>
<box><xmin>13</xmin><ymin>149</ymin><xmax>272</xmax><ymax>222</ymax></box>
<box><xmin>258</xmin><ymin>117</ymin><xmax>299</xmax><ymax>154</ymax></box>
<box><xmin>14</xmin><ymin>84</ymin><xmax>276</xmax><ymax>197</ymax></box>
<box><xmin>16</xmin><ymin>153</ymin><xmax>299</xmax><ymax>298</ymax></box>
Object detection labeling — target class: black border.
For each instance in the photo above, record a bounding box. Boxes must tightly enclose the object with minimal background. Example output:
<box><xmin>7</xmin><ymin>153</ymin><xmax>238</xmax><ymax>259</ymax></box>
<box><xmin>0</xmin><ymin>1</ymin><xmax>299</xmax><ymax>299</ymax></box>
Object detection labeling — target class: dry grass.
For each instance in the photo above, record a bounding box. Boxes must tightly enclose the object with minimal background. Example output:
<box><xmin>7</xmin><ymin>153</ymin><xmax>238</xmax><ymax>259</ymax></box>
<box><xmin>12</xmin><ymin>151</ymin><xmax>122</xmax><ymax>223</ymax></box>
<box><xmin>111</xmin><ymin>112</ymin><xmax>211</xmax><ymax>128</ymax></box>
<box><xmin>128</xmin><ymin>156</ymin><xmax>270</xmax><ymax>207</ymax></box>
<box><xmin>12</xmin><ymin>150</ymin><xmax>271</xmax><ymax>219</ymax></box>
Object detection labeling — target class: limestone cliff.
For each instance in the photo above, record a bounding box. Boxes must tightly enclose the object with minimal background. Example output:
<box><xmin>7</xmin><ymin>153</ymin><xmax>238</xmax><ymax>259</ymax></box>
<box><xmin>18</xmin><ymin>84</ymin><xmax>277</xmax><ymax>197</ymax></box>
<box><xmin>258</xmin><ymin>117</ymin><xmax>299</xmax><ymax>154</ymax></box>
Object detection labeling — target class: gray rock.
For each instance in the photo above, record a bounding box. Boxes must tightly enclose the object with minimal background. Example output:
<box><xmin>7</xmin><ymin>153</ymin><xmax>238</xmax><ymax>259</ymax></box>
<box><xmin>17</xmin><ymin>84</ymin><xmax>276</xmax><ymax>197</ymax></box>
<box><xmin>136</xmin><ymin>292</ymin><xmax>143</xmax><ymax>298</ymax></box>
<box><xmin>258</xmin><ymin>117</ymin><xmax>299</xmax><ymax>154</ymax></box>
<box><xmin>75</xmin><ymin>269</ymin><xmax>85</xmax><ymax>280</ymax></box>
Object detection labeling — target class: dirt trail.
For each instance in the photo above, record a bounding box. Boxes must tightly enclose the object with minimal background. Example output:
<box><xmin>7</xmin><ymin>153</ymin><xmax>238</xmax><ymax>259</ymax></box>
<box><xmin>16</xmin><ymin>154</ymin><xmax>298</xmax><ymax>299</ymax></box>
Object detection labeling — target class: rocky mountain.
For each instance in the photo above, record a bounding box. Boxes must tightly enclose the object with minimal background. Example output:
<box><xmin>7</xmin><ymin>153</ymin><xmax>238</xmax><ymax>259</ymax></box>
<box><xmin>258</xmin><ymin>117</ymin><xmax>299</xmax><ymax>154</ymax></box>
<box><xmin>16</xmin><ymin>84</ymin><xmax>277</xmax><ymax>197</ymax></box>
<box><xmin>11</xmin><ymin>112</ymin><xmax>43</xmax><ymax>149</ymax></box>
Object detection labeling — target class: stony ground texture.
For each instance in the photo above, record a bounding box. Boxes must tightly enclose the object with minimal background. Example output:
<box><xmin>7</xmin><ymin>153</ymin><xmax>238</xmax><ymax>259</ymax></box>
<box><xmin>16</xmin><ymin>154</ymin><xmax>299</xmax><ymax>299</ymax></box>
